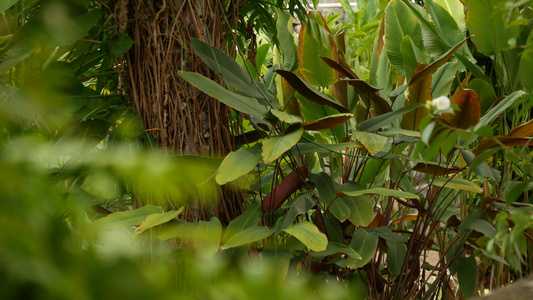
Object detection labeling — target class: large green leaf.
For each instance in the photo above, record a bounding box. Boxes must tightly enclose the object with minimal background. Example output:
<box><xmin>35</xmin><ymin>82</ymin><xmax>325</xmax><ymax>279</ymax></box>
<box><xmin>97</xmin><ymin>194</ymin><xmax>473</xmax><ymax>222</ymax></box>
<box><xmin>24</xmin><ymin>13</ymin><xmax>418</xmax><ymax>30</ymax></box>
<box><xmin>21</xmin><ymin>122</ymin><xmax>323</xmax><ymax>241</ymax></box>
<box><xmin>216</xmin><ymin>144</ymin><xmax>263</xmax><ymax>185</ymax></box>
<box><xmin>191</xmin><ymin>39</ymin><xmax>273</xmax><ymax>102</ymax></box>
<box><xmin>339</xmin><ymin>188</ymin><xmax>419</xmax><ymax>199</ymax></box>
<box><xmin>222</xmin><ymin>225</ymin><xmax>273</xmax><ymax>249</ymax></box>
<box><xmin>179</xmin><ymin>71</ymin><xmax>269</xmax><ymax>118</ymax></box>
<box><xmin>338</xmin><ymin>194</ymin><xmax>374</xmax><ymax>227</ymax></box>
<box><xmin>93</xmin><ymin>205</ymin><xmax>164</xmax><ymax>229</ymax></box>
<box><xmin>136</xmin><ymin>208</ymin><xmax>183</xmax><ymax>234</ymax></box>
<box><xmin>385</xmin><ymin>0</ymin><xmax>425</xmax><ymax>75</ymax></box>
<box><xmin>276</xmin><ymin>9</ymin><xmax>297</xmax><ymax>71</ymax></box>
<box><xmin>222</xmin><ymin>203</ymin><xmax>261</xmax><ymax>243</ymax></box>
<box><xmin>298</xmin><ymin>13</ymin><xmax>337</xmax><ymax>87</ymax></box>
<box><xmin>387</xmin><ymin>240</ymin><xmax>407</xmax><ymax>275</ymax></box>
<box><xmin>434</xmin><ymin>0</ymin><xmax>466</xmax><ymax>36</ymax></box>
<box><xmin>457</xmin><ymin>256</ymin><xmax>477</xmax><ymax>298</ymax></box>
<box><xmin>466</xmin><ymin>0</ymin><xmax>522</xmax><ymax>54</ymax></box>
<box><xmin>262</xmin><ymin>126</ymin><xmax>303</xmax><ymax>163</ymax></box>
<box><xmin>283</xmin><ymin>221</ymin><xmax>328</xmax><ymax>252</ymax></box>
<box><xmin>431</xmin><ymin>177</ymin><xmax>483</xmax><ymax>193</ymax></box>
<box><xmin>352</xmin><ymin>131</ymin><xmax>389</xmax><ymax>155</ymax></box>
<box><xmin>348</xmin><ymin>229</ymin><xmax>378</xmax><ymax>268</ymax></box>
<box><xmin>358</xmin><ymin>103</ymin><xmax>423</xmax><ymax>132</ymax></box>
<box><xmin>425</xmin><ymin>0</ymin><xmax>463</xmax><ymax>48</ymax></box>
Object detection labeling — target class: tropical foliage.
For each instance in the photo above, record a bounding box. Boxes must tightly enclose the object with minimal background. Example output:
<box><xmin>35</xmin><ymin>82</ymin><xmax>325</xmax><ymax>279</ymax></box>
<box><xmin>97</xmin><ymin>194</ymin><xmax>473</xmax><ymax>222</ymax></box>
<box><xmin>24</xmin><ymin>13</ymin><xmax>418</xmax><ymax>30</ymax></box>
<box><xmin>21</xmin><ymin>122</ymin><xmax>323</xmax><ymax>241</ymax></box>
<box><xmin>1</xmin><ymin>0</ymin><xmax>533</xmax><ymax>299</ymax></box>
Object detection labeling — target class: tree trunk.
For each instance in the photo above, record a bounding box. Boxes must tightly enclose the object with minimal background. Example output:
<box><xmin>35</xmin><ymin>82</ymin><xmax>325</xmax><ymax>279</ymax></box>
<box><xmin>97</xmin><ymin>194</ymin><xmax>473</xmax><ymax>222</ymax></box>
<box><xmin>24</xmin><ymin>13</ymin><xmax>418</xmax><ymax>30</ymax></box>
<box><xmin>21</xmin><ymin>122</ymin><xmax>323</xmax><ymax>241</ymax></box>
<box><xmin>114</xmin><ymin>0</ymin><xmax>245</xmax><ymax>224</ymax></box>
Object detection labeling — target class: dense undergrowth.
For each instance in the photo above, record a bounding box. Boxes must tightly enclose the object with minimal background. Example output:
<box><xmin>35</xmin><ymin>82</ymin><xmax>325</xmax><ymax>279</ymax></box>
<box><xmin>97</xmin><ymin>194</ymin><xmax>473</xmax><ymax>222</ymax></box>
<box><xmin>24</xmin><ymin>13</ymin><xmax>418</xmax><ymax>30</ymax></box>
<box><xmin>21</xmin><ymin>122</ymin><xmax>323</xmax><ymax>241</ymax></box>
<box><xmin>1</xmin><ymin>0</ymin><xmax>533</xmax><ymax>299</ymax></box>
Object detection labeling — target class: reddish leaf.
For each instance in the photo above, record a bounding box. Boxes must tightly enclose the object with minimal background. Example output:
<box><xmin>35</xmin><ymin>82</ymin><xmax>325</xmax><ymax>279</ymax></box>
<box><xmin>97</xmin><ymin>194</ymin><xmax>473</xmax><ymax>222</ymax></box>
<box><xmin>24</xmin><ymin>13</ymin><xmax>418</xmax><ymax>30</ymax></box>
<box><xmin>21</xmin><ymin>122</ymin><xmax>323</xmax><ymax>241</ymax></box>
<box><xmin>401</xmin><ymin>63</ymin><xmax>431</xmax><ymax>131</ymax></box>
<box><xmin>301</xmin><ymin>114</ymin><xmax>352</xmax><ymax>130</ymax></box>
<box><xmin>412</xmin><ymin>163</ymin><xmax>463</xmax><ymax>176</ymax></box>
<box><xmin>275</xmin><ymin>70</ymin><xmax>350</xmax><ymax>113</ymax></box>
<box><xmin>320</xmin><ymin>56</ymin><xmax>358</xmax><ymax>79</ymax></box>
<box><xmin>508</xmin><ymin>120</ymin><xmax>533</xmax><ymax>138</ymax></box>
<box><xmin>475</xmin><ymin>136</ymin><xmax>533</xmax><ymax>154</ymax></box>
<box><xmin>263</xmin><ymin>166</ymin><xmax>309</xmax><ymax>212</ymax></box>
<box><xmin>442</xmin><ymin>89</ymin><xmax>481</xmax><ymax>129</ymax></box>
<box><xmin>369</xmin><ymin>212</ymin><xmax>384</xmax><ymax>228</ymax></box>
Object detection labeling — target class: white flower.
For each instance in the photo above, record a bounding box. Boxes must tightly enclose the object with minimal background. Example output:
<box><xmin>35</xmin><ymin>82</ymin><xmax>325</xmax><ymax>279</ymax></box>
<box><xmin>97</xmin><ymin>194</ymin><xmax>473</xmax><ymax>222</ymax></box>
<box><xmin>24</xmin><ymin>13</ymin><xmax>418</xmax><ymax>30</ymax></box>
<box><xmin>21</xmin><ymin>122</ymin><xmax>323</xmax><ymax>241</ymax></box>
<box><xmin>431</xmin><ymin>96</ymin><xmax>450</xmax><ymax>111</ymax></box>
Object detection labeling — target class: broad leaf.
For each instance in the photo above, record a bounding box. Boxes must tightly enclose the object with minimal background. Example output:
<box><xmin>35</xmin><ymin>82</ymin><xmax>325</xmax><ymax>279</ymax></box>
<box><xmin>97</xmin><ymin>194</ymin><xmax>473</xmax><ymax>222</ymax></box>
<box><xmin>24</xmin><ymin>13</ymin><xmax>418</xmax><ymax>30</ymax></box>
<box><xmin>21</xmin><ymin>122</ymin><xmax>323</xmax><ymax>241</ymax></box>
<box><xmin>352</xmin><ymin>131</ymin><xmax>389</xmax><ymax>155</ymax></box>
<box><xmin>0</xmin><ymin>0</ymin><xmax>17</xmax><ymax>13</ymax></box>
<box><xmin>385</xmin><ymin>0</ymin><xmax>424</xmax><ymax>75</ymax></box>
<box><xmin>431</xmin><ymin>62</ymin><xmax>457</xmax><ymax>98</ymax></box>
<box><xmin>298</xmin><ymin>12</ymin><xmax>337</xmax><ymax>87</ymax></box>
<box><xmin>283</xmin><ymin>221</ymin><xmax>328</xmax><ymax>252</ymax></box>
<box><xmin>222</xmin><ymin>226</ymin><xmax>274</xmax><ymax>249</ymax></box>
<box><xmin>402</xmin><ymin>63</ymin><xmax>432</xmax><ymax>131</ymax></box>
<box><xmin>179</xmin><ymin>71</ymin><xmax>269</xmax><ymax>117</ymax></box>
<box><xmin>457</xmin><ymin>256</ymin><xmax>477</xmax><ymax>298</ymax></box>
<box><xmin>271</xmin><ymin>109</ymin><xmax>303</xmax><ymax>124</ymax></box>
<box><xmin>466</xmin><ymin>0</ymin><xmax>522</xmax><ymax>54</ymax></box>
<box><xmin>276</xmin><ymin>9</ymin><xmax>297</xmax><ymax>71</ymax></box>
<box><xmin>47</xmin><ymin>8</ymin><xmax>103</xmax><ymax>47</ymax></box>
<box><xmin>136</xmin><ymin>208</ymin><xmax>183</xmax><ymax>234</ymax></box>
<box><xmin>520</xmin><ymin>30</ymin><xmax>533</xmax><ymax>91</ymax></box>
<box><xmin>180</xmin><ymin>71</ymin><xmax>269</xmax><ymax>118</ymax></box>
<box><xmin>93</xmin><ymin>205</ymin><xmax>164</xmax><ymax>229</ymax></box>
<box><xmin>216</xmin><ymin>144</ymin><xmax>263</xmax><ymax>185</ymax></box>
<box><xmin>387</xmin><ymin>240</ymin><xmax>407</xmax><ymax>275</ymax></box>
<box><xmin>191</xmin><ymin>39</ymin><xmax>272</xmax><ymax>102</ymax></box>
<box><xmin>262</xmin><ymin>126</ymin><xmax>303</xmax><ymax>163</ymax></box>
<box><xmin>431</xmin><ymin>177</ymin><xmax>483</xmax><ymax>193</ymax></box>
<box><xmin>193</xmin><ymin>218</ymin><xmax>223</xmax><ymax>257</ymax></box>
<box><xmin>110</xmin><ymin>31</ymin><xmax>134</xmax><ymax>58</ymax></box>
<box><xmin>348</xmin><ymin>229</ymin><xmax>378</xmax><ymax>268</ymax></box>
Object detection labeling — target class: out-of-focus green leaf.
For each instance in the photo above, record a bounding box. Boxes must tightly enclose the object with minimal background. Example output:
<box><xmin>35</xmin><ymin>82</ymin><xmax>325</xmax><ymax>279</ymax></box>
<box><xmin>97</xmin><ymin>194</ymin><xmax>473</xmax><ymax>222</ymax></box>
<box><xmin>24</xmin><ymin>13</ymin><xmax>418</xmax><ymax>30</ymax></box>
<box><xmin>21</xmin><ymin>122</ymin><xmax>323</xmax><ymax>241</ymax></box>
<box><xmin>193</xmin><ymin>217</ymin><xmax>223</xmax><ymax>257</ymax></box>
<box><xmin>216</xmin><ymin>144</ymin><xmax>262</xmax><ymax>185</ymax></box>
<box><xmin>519</xmin><ymin>30</ymin><xmax>533</xmax><ymax>91</ymax></box>
<box><xmin>47</xmin><ymin>8</ymin><xmax>103</xmax><ymax>47</ymax></box>
<box><xmin>93</xmin><ymin>205</ymin><xmax>164</xmax><ymax>229</ymax></box>
<box><xmin>262</xmin><ymin>125</ymin><xmax>303</xmax><ymax>163</ymax></box>
<box><xmin>0</xmin><ymin>0</ymin><xmax>18</xmax><ymax>13</ymax></box>
<box><xmin>283</xmin><ymin>221</ymin><xmax>328</xmax><ymax>252</ymax></box>
<box><xmin>222</xmin><ymin>225</ymin><xmax>273</xmax><ymax>249</ymax></box>
<box><xmin>179</xmin><ymin>71</ymin><xmax>269</xmax><ymax>118</ymax></box>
